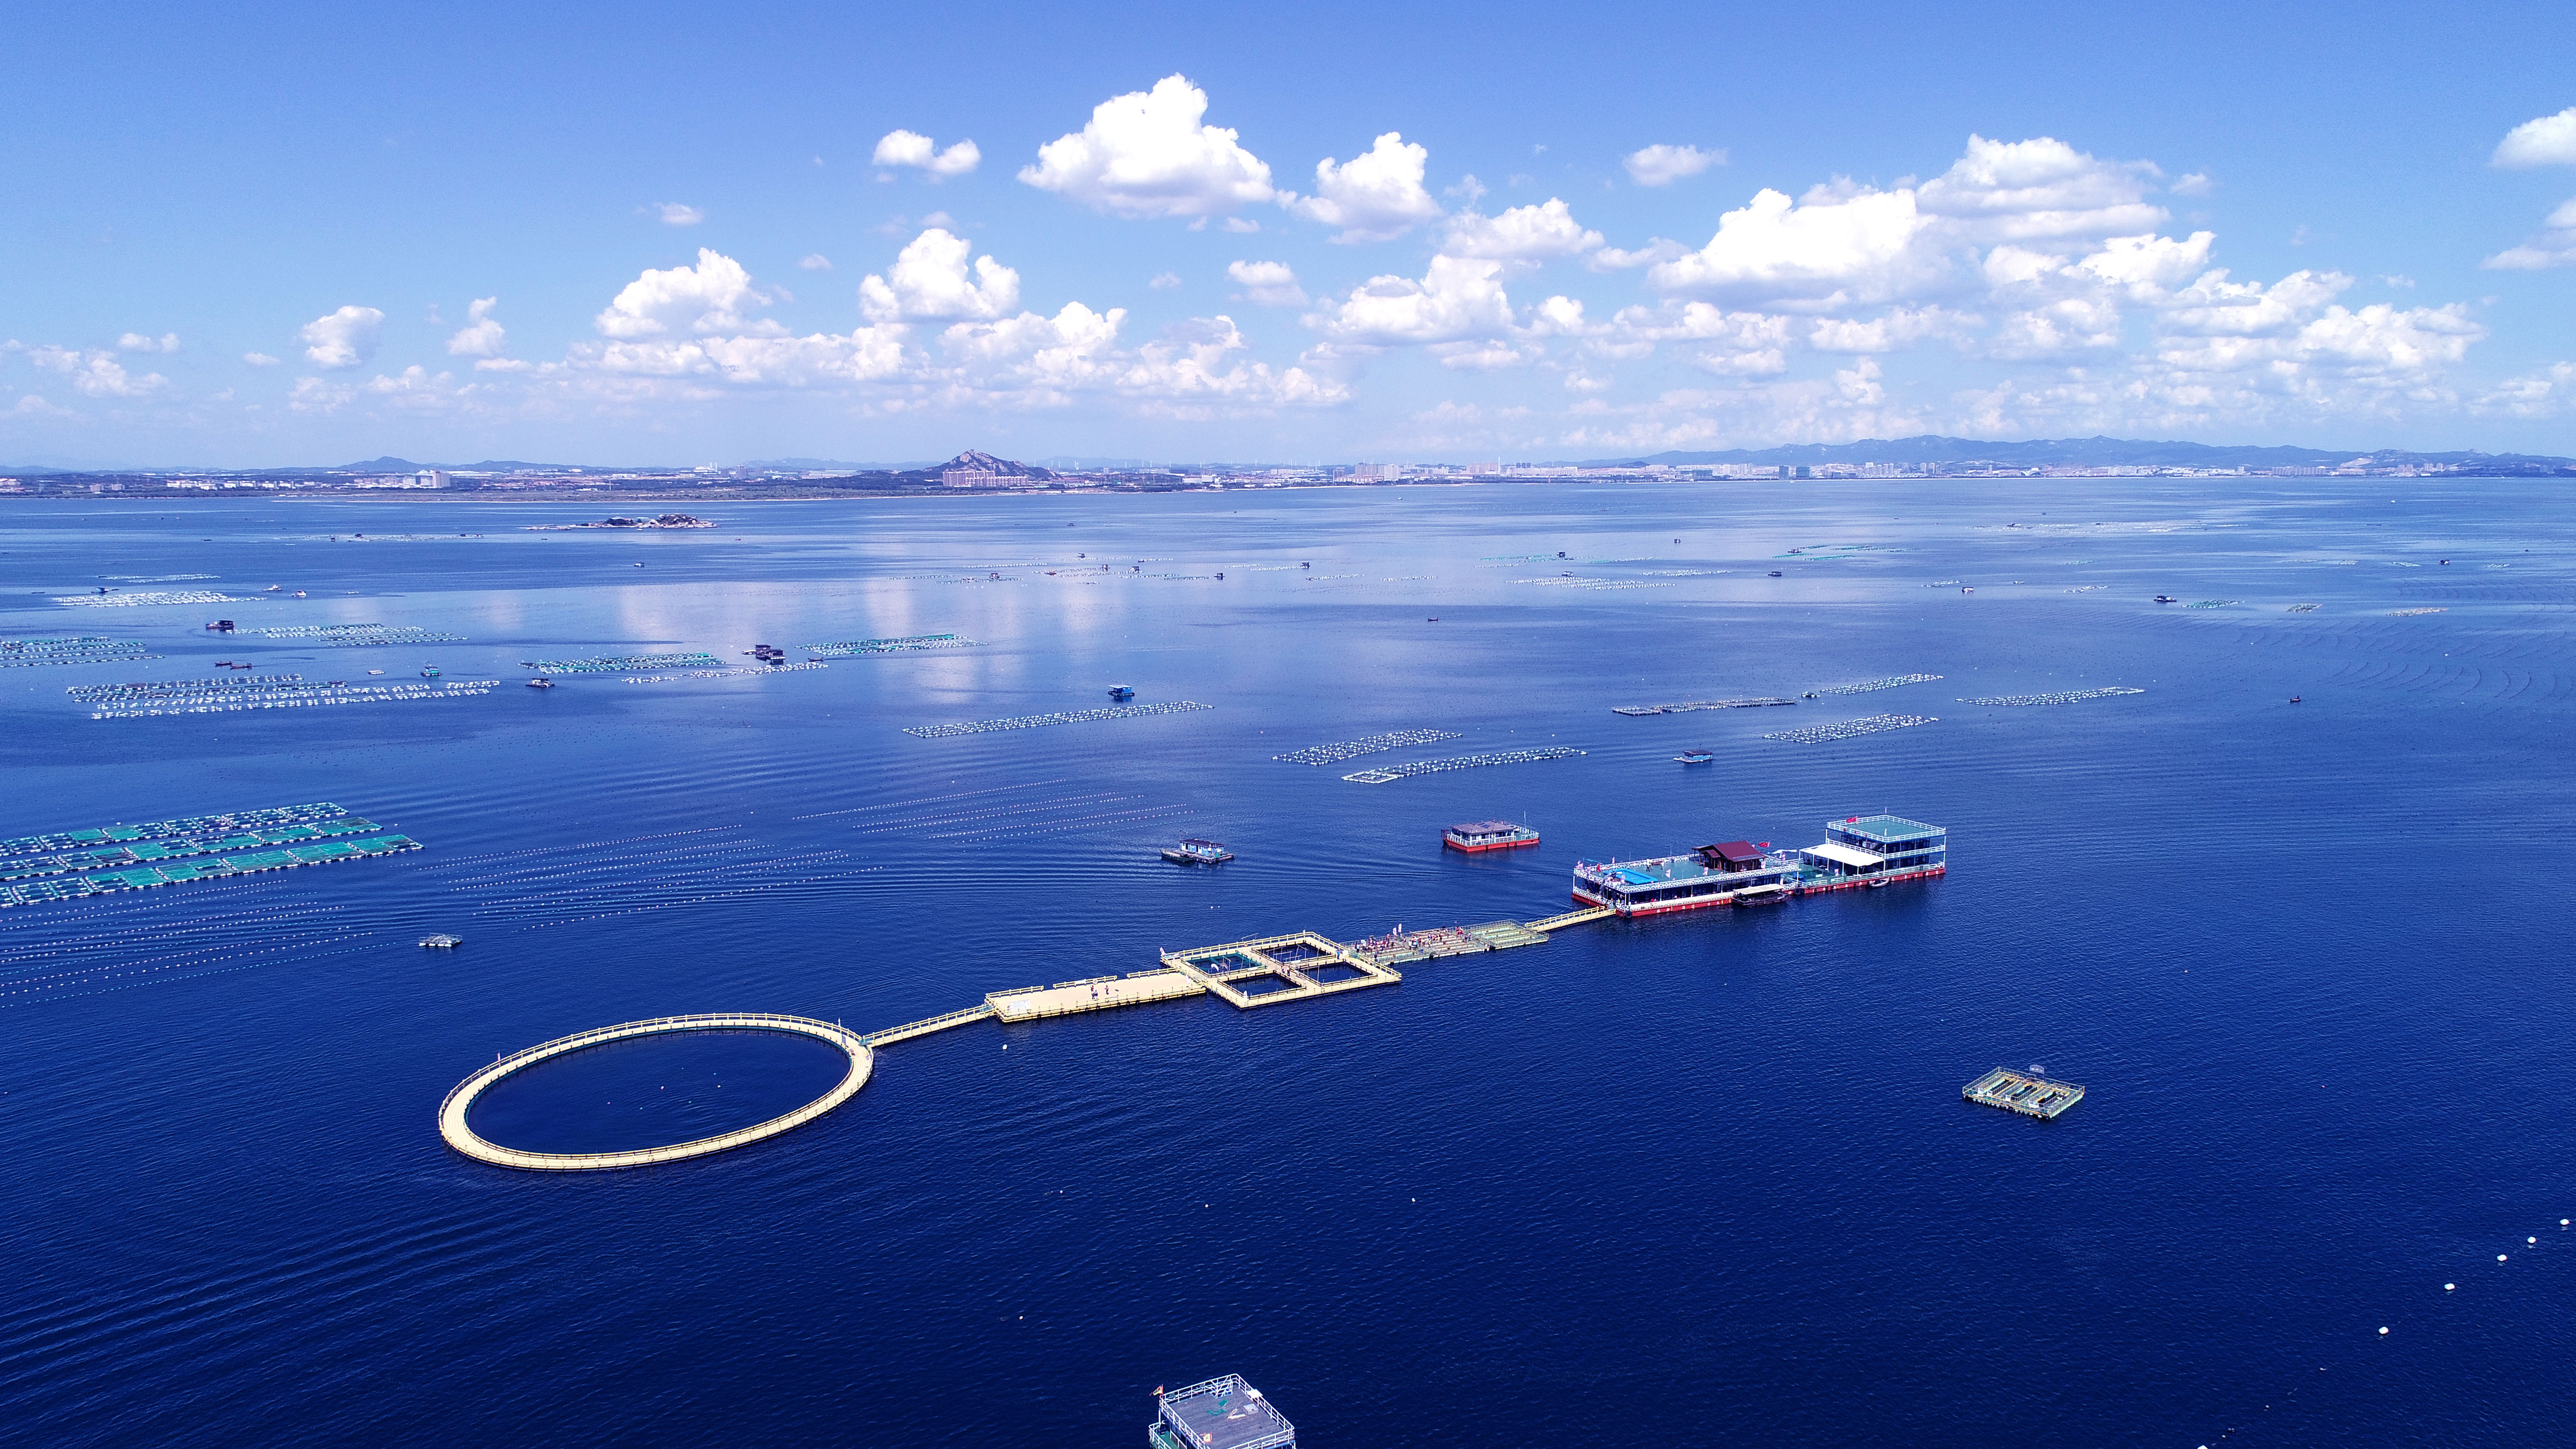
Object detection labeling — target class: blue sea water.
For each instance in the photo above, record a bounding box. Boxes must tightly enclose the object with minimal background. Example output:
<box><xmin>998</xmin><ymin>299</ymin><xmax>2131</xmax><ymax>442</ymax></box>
<box><xmin>1</xmin><ymin>480</ymin><xmax>2571</xmax><ymax>1447</ymax></box>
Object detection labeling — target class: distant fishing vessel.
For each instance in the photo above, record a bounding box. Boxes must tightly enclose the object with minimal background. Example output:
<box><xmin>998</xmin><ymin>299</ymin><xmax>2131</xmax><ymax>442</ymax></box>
<box><xmin>1108</xmin><ymin>685</ymin><xmax>1136</xmax><ymax>700</ymax></box>
<box><xmin>1161</xmin><ymin>837</ymin><xmax>1233</xmax><ymax>865</ymax></box>
<box><xmin>1571</xmin><ymin>815</ymin><xmax>1946</xmax><ymax>916</ymax></box>
<box><xmin>419</xmin><ymin>934</ymin><xmax>462</xmax><ymax>949</ymax></box>
<box><xmin>1442</xmin><ymin>820</ymin><xmax>1539</xmax><ymax>852</ymax></box>
<box><xmin>1674</xmin><ymin>749</ymin><xmax>1715</xmax><ymax>765</ymax></box>
<box><xmin>525</xmin><ymin>677</ymin><xmax>555</xmax><ymax>689</ymax></box>
<box><xmin>419</xmin><ymin>666</ymin><xmax>441</xmax><ymax>679</ymax></box>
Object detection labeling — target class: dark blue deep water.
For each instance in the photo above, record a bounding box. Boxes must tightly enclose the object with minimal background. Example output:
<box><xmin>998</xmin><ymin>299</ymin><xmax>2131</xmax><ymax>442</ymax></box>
<box><xmin>2</xmin><ymin>481</ymin><xmax>2571</xmax><ymax>1447</ymax></box>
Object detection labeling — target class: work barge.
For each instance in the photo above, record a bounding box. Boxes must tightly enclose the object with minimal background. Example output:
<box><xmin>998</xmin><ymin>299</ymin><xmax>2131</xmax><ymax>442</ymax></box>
<box><xmin>442</xmin><ymin>812</ymin><xmax>1954</xmax><ymax>1169</ymax></box>
<box><xmin>1963</xmin><ymin>1066</ymin><xmax>2085</xmax><ymax>1119</ymax></box>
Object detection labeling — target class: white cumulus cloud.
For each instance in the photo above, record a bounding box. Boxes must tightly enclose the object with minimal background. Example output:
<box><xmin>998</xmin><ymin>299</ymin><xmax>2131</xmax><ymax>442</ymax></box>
<box><xmin>1288</xmin><ymin>133</ymin><xmax>1442</xmax><ymax>242</ymax></box>
<box><xmin>859</xmin><ymin>229</ymin><xmax>1022</xmax><ymax>323</ymax></box>
<box><xmin>298</xmin><ymin>306</ymin><xmax>385</xmax><ymax>369</ymax></box>
<box><xmin>1914</xmin><ymin>135</ymin><xmax>2165</xmax><ymax>242</ymax></box>
<box><xmin>596</xmin><ymin>250</ymin><xmax>773</xmax><ymax>338</ymax></box>
<box><xmin>1624</xmin><ymin>144</ymin><xmax>1724</xmax><ymax>186</ymax></box>
<box><xmin>1226</xmin><ymin>261</ymin><xmax>1307</xmax><ymax>306</ymax></box>
<box><xmin>873</xmin><ymin>130</ymin><xmax>981</xmax><ymax>177</ymax></box>
<box><xmin>1444</xmin><ymin>199</ymin><xmax>1603</xmax><ymax>261</ymax></box>
<box><xmin>1019</xmin><ymin>74</ymin><xmax>1276</xmax><ymax>219</ymax></box>
<box><xmin>799</xmin><ymin>254</ymin><xmax>834</xmax><ymax>271</ymax></box>
<box><xmin>446</xmin><ymin>297</ymin><xmax>506</xmax><ymax>357</ymax></box>
<box><xmin>2483</xmin><ymin>195</ymin><xmax>2576</xmax><ymax>270</ymax></box>
<box><xmin>30</xmin><ymin>346</ymin><xmax>169</xmax><ymax>397</ymax></box>
<box><xmin>656</xmin><ymin>202</ymin><xmax>706</xmax><ymax>226</ymax></box>
<box><xmin>242</xmin><ymin>352</ymin><xmax>281</xmax><ymax>366</ymax></box>
<box><xmin>1649</xmin><ymin>185</ymin><xmax>1940</xmax><ymax>308</ymax></box>
<box><xmin>116</xmin><ymin>331</ymin><xmax>179</xmax><ymax>354</ymax></box>
<box><xmin>2494</xmin><ymin>107</ymin><xmax>2576</xmax><ymax>168</ymax></box>
<box><xmin>1305</xmin><ymin>255</ymin><xmax>1514</xmax><ymax>346</ymax></box>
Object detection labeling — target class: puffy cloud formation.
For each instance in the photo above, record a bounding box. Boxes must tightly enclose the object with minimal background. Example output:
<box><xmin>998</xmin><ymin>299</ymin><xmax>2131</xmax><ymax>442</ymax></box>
<box><xmin>1306</xmin><ymin>255</ymin><xmax>1514</xmax><ymax>346</ymax></box>
<box><xmin>595</xmin><ymin>250</ymin><xmax>773</xmax><ymax>338</ymax></box>
<box><xmin>1914</xmin><ymin>135</ymin><xmax>2165</xmax><ymax>241</ymax></box>
<box><xmin>1444</xmin><ymin>199</ymin><xmax>1603</xmax><ymax>260</ymax></box>
<box><xmin>1288</xmin><ymin>133</ymin><xmax>1441</xmax><ymax>242</ymax></box>
<box><xmin>1226</xmin><ymin>260</ymin><xmax>1307</xmax><ymax>306</ymax></box>
<box><xmin>1650</xmin><ymin>186</ymin><xmax>1939</xmax><ymax>307</ymax></box>
<box><xmin>242</xmin><ymin>351</ymin><xmax>280</xmax><ymax>366</ymax></box>
<box><xmin>2476</xmin><ymin>361</ymin><xmax>2576</xmax><ymax>418</ymax></box>
<box><xmin>860</xmin><ymin>229</ymin><xmax>1022</xmax><ymax>322</ymax></box>
<box><xmin>1020</xmin><ymin>75</ymin><xmax>1276</xmax><ymax>219</ymax></box>
<box><xmin>656</xmin><ymin>202</ymin><xmax>705</xmax><ymax>226</ymax></box>
<box><xmin>29</xmin><ymin>346</ymin><xmax>168</xmax><ymax>397</ymax></box>
<box><xmin>117</xmin><ymin>331</ymin><xmax>179</xmax><ymax>353</ymax></box>
<box><xmin>2494</xmin><ymin>107</ymin><xmax>2576</xmax><ymax>168</ymax></box>
<box><xmin>298</xmin><ymin>305</ymin><xmax>385</xmax><ymax>369</ymax></box>
<box><xmin>446</xmin><ymin>298</ymin><xmax>505</xmax><ymax>357</ymax></box>
<box><xmin>799</xmin><ymin>254</ymin><xmax>833</xmax><ymax>271</ymax></box>
<box><xmin>873</xmin><ymin>129</ymin><xmax>981</xmax><ymax>177</ymax></box>
<box><xmin>2484</xmin><ymin>195</ymin><xmax>2576</xmax><ymax>270</ymax></box>
<box><xmin>1624</xmin><ymin>144</ymin><xmax>1723</xmax><ymax>186</ymax></box>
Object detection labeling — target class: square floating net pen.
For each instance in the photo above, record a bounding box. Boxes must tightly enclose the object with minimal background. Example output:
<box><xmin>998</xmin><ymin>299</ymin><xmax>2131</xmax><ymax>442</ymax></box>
<box><xmin>1151</xmin><ymin>1376</ymin><xmax>1294</xmax><ymax>1449</ymax></box>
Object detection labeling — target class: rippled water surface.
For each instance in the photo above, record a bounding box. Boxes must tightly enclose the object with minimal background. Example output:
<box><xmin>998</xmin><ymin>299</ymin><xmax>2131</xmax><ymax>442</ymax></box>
<box><xmin>3</xmin><ymin>481</ymin><xmax>2571</xmax><ymax>1447</ymax></box>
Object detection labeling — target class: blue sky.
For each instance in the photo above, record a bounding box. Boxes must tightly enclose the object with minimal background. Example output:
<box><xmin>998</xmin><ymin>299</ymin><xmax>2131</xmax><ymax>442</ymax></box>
<box><xmin>7</xmin><ymin>0</ymin><xmax>2576</xmax><ymax>466</ymax></box>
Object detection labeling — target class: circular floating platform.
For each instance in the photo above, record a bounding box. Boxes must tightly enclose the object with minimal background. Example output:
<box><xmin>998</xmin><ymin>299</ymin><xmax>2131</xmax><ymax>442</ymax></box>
<box><xmin>438</xmin><ymin>1013</ymin><xmax>872</xmax><ymax>1171</ymax></box>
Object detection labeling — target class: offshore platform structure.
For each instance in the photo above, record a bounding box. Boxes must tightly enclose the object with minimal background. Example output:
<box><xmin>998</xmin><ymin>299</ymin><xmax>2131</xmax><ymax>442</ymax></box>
<box><xmin>1151</xmin><ymin>1375</ymin><xmax>1294</xmax><ymax>1449</ymax></box>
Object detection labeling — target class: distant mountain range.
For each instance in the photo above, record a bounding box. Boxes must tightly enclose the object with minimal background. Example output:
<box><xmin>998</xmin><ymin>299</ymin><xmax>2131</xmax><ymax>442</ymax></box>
<box><xmin>1580</xmin><ymin>435</ymin><xmax>2576</xmax><ymax>471</ymax></box>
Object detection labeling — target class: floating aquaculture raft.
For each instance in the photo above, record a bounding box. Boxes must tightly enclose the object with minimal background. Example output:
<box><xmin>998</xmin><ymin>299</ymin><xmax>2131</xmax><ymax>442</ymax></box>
<box><xmin>53</xmin><ymin>590</ymin><xmax>239</xmax><ymax>607</ymax></box>
<box><xmin>0</xmin><ymin>636</ymin><xmax>158</xmax><ymax>668</ymax></box>
<box><xmin>517</xmin><ymin>652</ymin><xmax>720</xmax><ymax>673</ymax></box>
<box><xmin>1806</xmin><ymin>674</ymin><xmax>1942</xmax><ymax>695</ymax></box>
<box><xmin>1612</xmin><ymin>697</ymin><xmax>1796</xmax><ymax>716</ymax></box>
<box><xmin>1341</xmin><ymin>746</ymin><xmax>1585</xmax><ymax>784</ymax></box>
<box><xmin>0</xmin><ymin>802</ymin><xmax>417</xmax><ymax>909</ymax></box>
<box><xmin>1963</xmin><ymin>1066</ymin><xmax>2085</xmax><ymax>1119</ymax></box>
<box><xmin>81</xmin><ymin>677</ymin><xmax>497</xmax><ymax>718</ymax></box>
<box><xmin>1958</xmin><ymin>687</ymin><xmax>2144</xmax><ymax>707</ymax></box>
<box><xmin>904</xmin><ymin>700</ymin><xmax>1213</xmax><ymax>739</ymax></box>
<box><xmin>1763</xmin><ymin>714</ymin><xmax>1937</xmax><ymax>744</ymax></box>
<box><xmin>802</xmin><ymin>633</ymin><xmax>978</xmax><ymax>657</ymax></box>
<box><xmin>1273</xmin><ymin>728</ymin><xmax>1462</xmax><ymax>765</ymax></box>
<box><xmin>256</xmin><ymin>624</ymin><xmax>466</xmax><ymax>645</ymax></box>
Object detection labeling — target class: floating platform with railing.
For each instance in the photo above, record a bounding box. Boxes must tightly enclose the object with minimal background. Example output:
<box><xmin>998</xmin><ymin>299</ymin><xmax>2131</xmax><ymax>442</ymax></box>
<box><xmin>1963</xmin><ymin>1066</ymin><xmax>2085</xmax><ymax>1119</ymax></box>
<box><xmin>1163</xmin><ymin>931</ymin><xmax>1404</xmax><ymax>1007</ymax></box>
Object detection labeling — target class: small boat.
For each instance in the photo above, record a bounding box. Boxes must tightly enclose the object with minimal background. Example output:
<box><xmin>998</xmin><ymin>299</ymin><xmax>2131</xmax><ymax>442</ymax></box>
<box><xmin>1767</xmin><ymin>570</ymin><xmax>1783</xmax><ymax>578</ymax></box>
<box><xmin>1734</xmin><ymin>884</ymin><xmax>1791</xmax><ymax>905</ymax></box>
<box><xmin>1108</xmin><ymin>685</ymin><xmax>1136</xmax><ymax>700</ymax></box>
<box><xmin>2289</xmin><ymin>695</ymin><xmax>2302</xmax><ymax>703</ymax></box>
<box><xmin>2154</xmin><ymin>595</ymin><xmax>2177</xmax><ymax>604</ymax></box>
<box><xmin>420</xmin><ymin>666</ymin><xmax>441</xmax><ymax>678</ymax></box>
<box><xmin>525</xmin><ymin>677</ymin><xmax>555</xmax><ymax>689</ymax></box>
<box><xmin>419</xmin><ymin>934</ymin><xmax>462</xmax><ymax>949</ymax></box>
<box><xmin>1161</xmin><ymin>837</ymin><xmax>1233</xmax><ymax>865</ymax></box>
<box><xmin>1444</xmin><ymin>820</ymin><xmax>1540</xmax><ymax>852</ymax></box>
<box><xmin>1674</xmin><ymin>749</ymin><xmax>1716</xmax><ymax>765</ymax></box>
<box><xmin>1961</xmin><ymin>586</ymin><xmax>1974</xmax><ymax>593</ymax></box>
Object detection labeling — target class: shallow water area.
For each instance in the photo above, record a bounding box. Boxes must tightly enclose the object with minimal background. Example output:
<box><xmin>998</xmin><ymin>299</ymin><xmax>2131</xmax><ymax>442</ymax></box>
<box><xmin>462</xmin><ymin>1028</ymin><xmax>852</xmax><ymax>1155</ymax></box>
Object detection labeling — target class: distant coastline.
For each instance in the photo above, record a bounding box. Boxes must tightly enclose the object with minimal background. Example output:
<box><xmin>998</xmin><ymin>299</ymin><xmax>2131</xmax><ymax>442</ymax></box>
<box><xmin>5</xmin><ymin>435</ymin><xmax>2570</xmax><ymax>502</ymax></box>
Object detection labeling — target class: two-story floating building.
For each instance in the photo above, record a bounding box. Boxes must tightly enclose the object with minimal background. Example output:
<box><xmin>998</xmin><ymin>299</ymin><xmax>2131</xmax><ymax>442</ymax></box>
<box><xmin>1570</xmin><ymin>814</ymin><xmax>1945</xmax><ymax>916</ymax></box>
<box><xmin>1443</xmin><ymin>819</ymin><xmax>1540</xmax><ymax>853</ymax></box>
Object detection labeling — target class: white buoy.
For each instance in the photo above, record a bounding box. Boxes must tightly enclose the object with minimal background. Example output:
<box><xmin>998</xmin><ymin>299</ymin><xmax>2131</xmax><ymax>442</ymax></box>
<box><xmin>2378</xmin><ymin>1327</ymin><xmax>2389</xmax><ymax>1335</ymax></box>
<box><xmin>2498</xmin><ymin>1254</ymin><xmax>2508</xmax><ymax>1262</ymax></box>
<box><xmin>2445</xmin><ymin>1283</ymin><xmax>2455</xmax><ymax>1291</ymax></box>
<box><xmin>2529</xmin><ymin>1237</ymin><xmax>2538</xmax><ymax>1244</ymax></box>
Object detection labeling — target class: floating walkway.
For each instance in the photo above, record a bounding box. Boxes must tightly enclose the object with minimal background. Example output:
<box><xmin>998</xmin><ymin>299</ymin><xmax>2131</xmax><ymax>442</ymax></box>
<box><xmin>905</xmin><ymin>700</ymin><xmax>1213</xmax><ymax>739</ymax></box>
<box><xmin>1164</xmin><ymin>932</ymin><xmax>1405</xmax><ymax>1007</ymax></box>
<box><xmin>437</xmin><ymin>1013</ymin><xmax>873</xmax><ymax>1171</ymax></box>
<box><xmin>988</xmin><ymin>970</ymin><xmax>1203</xmax><ymax>1020</ymax></box>
<box><xmin>1341</xmin><ymin>746</ymin><xmax>1584</xmax><ymax>784</ymax></box>
<box><xmin>1963</xmin><ymin>1066</ymin><xmax>2085</xmax><ymax>1119</ymax></box>
<box><xmin>1273</xmin><ymin>728</ymin><xmax>1462</xmax><ymax>765</ymax></box>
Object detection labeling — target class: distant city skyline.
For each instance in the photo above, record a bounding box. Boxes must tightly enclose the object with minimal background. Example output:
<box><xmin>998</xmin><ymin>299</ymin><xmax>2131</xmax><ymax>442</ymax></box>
<box><xmin>5</xmin><ymin>0</ymin><xmax>2575</xmax><ymax>466</ymax></box>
